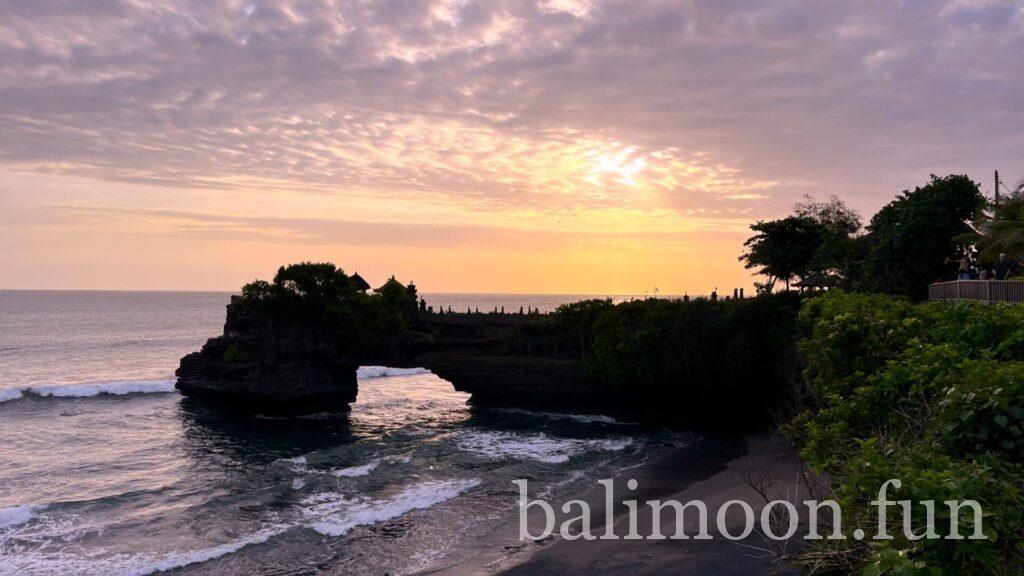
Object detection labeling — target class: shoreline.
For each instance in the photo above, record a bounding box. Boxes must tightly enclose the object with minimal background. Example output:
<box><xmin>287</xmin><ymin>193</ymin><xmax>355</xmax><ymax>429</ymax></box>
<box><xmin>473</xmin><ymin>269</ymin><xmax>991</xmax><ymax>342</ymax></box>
<box><xmin>430</xmin><ymin>433</ymin><xmax>807</xmax><ymax>576</ymax></box>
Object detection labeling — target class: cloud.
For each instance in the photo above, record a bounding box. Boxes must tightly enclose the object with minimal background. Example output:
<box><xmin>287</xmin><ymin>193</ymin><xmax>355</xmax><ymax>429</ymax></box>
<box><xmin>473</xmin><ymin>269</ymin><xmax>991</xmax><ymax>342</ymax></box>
<box><xmin>0</xmin><ymin>0</ymin><xmax>1021</xmax><ymax>218</ymax></box>
<box><xmin>8</xmin><ymin>204</ymin><xmax>740</xmax><ymax>255</ymax></box>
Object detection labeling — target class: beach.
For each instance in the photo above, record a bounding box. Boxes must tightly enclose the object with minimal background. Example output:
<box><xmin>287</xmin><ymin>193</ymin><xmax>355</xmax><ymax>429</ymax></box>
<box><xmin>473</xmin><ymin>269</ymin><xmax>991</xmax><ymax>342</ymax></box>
<box><xmin>435</xmin><ymin>433</ymin><xmax>809</xmax><ymax>576</ymax></box>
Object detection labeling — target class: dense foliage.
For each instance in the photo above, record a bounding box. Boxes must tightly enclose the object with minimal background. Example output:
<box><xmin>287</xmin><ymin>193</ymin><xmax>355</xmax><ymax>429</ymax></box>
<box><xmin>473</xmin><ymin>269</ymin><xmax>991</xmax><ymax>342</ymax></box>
<box><xmin>974</xmin><ymin>196</ymin><xmax>1024</xmax><ymax>263</ymax></box>
<box><xmin>857</xmin><ymin>175</ymin><xmax>985</xmax><ymax>299</ymax></box>
<box><xmin>742</xmin><ymin>174</ymin><xmax>985</xmax><ymax>300</ymax></box>
<box><xmin>788</xmin><ymin>291</ymin><xmax>1024</xmax><ymax>575</ymax></box>
<box><xmin>233</xmin><ymin>262</ymin><xmax>415</xmax><ymax>359</ymax></box>
<box><xmin>548</xmin><ymin>292</ymin><xmax>804</xmax><ymax>426</ymax></box>
<box><xmin>740</xmin><ymin>216</ymin><xmax>827</xmax><ymax>291</ymax></box>
<box><xmin>740</xmin><ymin>196</ymin><xmax>862</xmax><ymax>293</ymax></box>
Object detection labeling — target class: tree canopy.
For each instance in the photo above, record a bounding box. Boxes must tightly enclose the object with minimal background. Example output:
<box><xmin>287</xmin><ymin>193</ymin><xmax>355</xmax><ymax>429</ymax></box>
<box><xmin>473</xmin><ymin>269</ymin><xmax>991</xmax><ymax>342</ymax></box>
<box><xmin>235</xmin><ymin>262</ymin><xmax>416</xmax><ymax>357</ymax></box>
<box><xmin>974</xmin><ymin>196</ymin><xmax>1024</xmax><ymax>263</ymax></box>
<box><xmin>740</xmin><ymin>195</ymin><xmax>861</xmax><ymax>293</ymax></box>
<box><xmin>739</xmin><ymin>216</ymin><xmax>824</xmax><ymax>292</ymax></box>
<box><xmin>741</xmin><ymin>175</ymin><xmax>984</xmax><ymax>300</ymax></box>
<box><xmin>857</xmin><ymin>174</ymin><xmax>984</xmax><ymax>299</ymax></box>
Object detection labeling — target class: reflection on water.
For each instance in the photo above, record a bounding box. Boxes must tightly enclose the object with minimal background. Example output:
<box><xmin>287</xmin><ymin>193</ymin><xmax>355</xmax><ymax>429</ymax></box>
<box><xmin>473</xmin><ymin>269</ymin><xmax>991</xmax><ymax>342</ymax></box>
<box><xmin>176</xmin><ymin>397</ymin><xmax>357</xmax><ymax>469</ymax></box>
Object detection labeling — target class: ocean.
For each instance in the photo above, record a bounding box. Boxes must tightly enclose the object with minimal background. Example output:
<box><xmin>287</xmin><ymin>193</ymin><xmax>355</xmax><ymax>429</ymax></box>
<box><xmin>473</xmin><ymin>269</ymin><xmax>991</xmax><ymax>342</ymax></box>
<box><xmin>0</xmin><ymin>290</ymin><xmax>687</xmax><ymax>576</ymax></box>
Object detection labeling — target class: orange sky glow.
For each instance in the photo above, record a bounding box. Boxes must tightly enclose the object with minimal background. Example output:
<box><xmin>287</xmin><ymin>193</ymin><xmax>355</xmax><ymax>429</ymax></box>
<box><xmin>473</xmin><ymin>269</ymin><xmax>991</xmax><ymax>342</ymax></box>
<box><xmin>1</xmin><ymin>1</ymin><xmax>1020</xmax><ymax>294</ymax></box>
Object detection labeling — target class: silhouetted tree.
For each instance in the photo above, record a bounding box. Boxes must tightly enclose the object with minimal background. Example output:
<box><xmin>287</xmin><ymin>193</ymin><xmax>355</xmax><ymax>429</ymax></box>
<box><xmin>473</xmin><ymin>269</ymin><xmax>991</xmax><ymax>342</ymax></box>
<box><xmin>793</xmin><ymin>195</ymin><xmax>862</xmax><ymax>277</ymax></box>
<box><xmin>974</xmin><ymin>195</ymin><xmax>1024</xmax><ymax>263</ymax></box>
<box><xmin>856</xmin><ymin>174</ymin><xmax>984</xmax><ymax>299</ymax></box>
<box><xmin>740</xmin><ymin>216</ymin><xmax>823</xmax><ymax>292</ymax></box>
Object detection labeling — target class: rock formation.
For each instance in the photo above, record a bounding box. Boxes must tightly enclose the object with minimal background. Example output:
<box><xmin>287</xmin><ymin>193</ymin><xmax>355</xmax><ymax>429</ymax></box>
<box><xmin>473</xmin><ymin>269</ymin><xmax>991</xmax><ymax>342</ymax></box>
<box><xmin>176</xmin><ymin>296</ymin><xmax>602</xmax><ymax>414</ymax></box>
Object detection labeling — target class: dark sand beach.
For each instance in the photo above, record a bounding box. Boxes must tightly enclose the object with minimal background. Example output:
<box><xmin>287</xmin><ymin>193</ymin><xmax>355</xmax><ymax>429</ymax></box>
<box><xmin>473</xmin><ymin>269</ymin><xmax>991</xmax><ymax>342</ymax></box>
<box><xmin>434</xmin><ymin>433</ymin><xmax>809</xmax><ymax>576</ymax></box>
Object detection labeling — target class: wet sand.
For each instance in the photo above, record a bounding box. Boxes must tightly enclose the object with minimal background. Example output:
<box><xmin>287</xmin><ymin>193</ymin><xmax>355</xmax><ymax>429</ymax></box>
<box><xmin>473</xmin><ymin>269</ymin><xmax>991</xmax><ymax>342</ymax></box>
<box><xmin>431</xmin><ymin>433</ymin><xmax>809</xmax><ymax>576</ymax></box>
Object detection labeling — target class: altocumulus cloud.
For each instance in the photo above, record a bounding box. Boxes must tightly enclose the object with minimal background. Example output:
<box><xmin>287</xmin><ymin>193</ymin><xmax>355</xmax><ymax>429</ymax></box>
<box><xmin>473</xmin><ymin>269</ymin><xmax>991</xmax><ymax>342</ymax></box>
<box><xmin>0</xmin><ymin>0</ymin><xmax>1022</xmax><ymax>214</ymax></box>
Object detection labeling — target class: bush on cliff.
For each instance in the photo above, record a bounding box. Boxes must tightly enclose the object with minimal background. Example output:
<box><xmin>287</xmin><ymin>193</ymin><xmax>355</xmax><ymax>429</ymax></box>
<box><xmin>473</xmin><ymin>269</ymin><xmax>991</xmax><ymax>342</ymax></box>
<box><xmin>788</xmin><ymin>291</ymin><xmax>1024</xmax><ymax>574</ymax></box>
<box><xmin>548</xmin><ymin>292</ymin><xmax>804</xmax><ymax>426</ymax></box>
<box><xmin>233</xmin><ymin>262</ymin><xmax>415</xmax><ymax>359</ymax></box>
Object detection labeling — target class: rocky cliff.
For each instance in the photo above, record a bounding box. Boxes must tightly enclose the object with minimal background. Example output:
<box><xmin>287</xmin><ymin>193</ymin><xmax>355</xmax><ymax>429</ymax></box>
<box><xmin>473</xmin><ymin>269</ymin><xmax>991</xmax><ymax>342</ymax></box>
<box><xmin>177</xmin><ymin>263</ymin><xmax>803</xmax><ymax>426</ymax></box>
<box><xmin>176</xmin><ymin>296</ymin><xmax>604</xmax><ymax>414</ymax></box>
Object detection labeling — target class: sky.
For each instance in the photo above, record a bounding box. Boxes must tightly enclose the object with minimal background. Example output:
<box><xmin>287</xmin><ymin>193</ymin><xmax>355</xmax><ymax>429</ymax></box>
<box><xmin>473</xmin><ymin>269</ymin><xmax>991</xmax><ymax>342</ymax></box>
<box><xmin>1</xmin><ymin>0</ymin><xmax>1022</xmax><ymax>294</ymax></box>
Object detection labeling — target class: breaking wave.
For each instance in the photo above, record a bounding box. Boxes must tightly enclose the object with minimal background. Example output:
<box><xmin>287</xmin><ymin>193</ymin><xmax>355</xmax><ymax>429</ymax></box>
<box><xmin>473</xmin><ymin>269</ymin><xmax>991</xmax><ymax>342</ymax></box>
<box><xmin>495</xmin><ymin>407</ymin><xmax>635</xmax><ymax>425</ymax></box>
<box><xmin>455</xmin><ymin>430</ymin><xmax>633</xmax><ymax>463</ymax></box>
<box><xmin>0</xmin><ymin>380</ymin><xmax>176</xmax><ymax>405</ymax></box>
<box><xmin>0</xmin><ymin>524</ymin><xmax>288</xmax><ymax>576</ymax></box>
<box><xmin>356</xmin><ymin>366</ymin><xmax>431</xmax><ymax>379</ymax></box>
<box><xmin>0</xmin><ymin>504</ymin><xmax>38</xmax><ymax>531</ymax></box>
<box><xmin>0</xmin><ymin>366</ymin><xmax>432</xmax><ymax>406</ymax></box>
<box><xmin>331</xmin><ymin>461</ymin><xmax>379</xmax><ymax>477</ymax></box>
<box><xmin>301</xmin><ymin>478</ymin><xmax>480</xmax><ymax>537</ymax></box>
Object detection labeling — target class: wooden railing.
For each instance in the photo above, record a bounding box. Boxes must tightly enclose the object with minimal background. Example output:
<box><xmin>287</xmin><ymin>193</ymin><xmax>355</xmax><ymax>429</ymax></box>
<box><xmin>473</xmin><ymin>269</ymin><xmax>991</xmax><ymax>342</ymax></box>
<box><xmin>928</xmin><ymin>280</ymin><xmax>1024</xmax><ymax>303</ymax></box>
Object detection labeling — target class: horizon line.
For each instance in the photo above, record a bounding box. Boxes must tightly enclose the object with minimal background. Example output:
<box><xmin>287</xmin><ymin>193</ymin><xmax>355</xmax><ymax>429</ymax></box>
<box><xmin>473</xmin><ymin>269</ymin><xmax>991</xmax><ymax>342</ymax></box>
<box><xmin>0</xmin><ymin>287</ymin><xmax>717</xmax><ymax>297</ymax></box>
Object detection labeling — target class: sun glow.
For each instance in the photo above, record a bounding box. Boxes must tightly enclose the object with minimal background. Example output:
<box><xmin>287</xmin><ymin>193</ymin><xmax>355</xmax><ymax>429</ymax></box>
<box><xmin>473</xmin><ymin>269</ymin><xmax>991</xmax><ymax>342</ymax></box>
<box><xmin>587</xmin><ymin>145</ymin><xmax>648</xmax><ymax>187</ymax></box>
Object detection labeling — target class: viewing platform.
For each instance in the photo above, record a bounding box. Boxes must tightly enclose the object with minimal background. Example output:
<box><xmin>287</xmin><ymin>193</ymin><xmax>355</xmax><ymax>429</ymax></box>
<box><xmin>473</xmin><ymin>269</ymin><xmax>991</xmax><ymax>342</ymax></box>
<box><xmin>928</xmin><ymin>280</ymin><xmax>1024</xmax><ymax>303</ymax></box>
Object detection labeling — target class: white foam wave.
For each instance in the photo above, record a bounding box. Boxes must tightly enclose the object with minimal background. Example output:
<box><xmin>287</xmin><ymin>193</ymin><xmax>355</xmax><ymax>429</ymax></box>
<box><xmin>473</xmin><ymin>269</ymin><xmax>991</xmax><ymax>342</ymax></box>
<box><xmin>279</xmin><ymin>455</ymin><xmax>308</xmax><ymax>472</ymax></box>
<box><xmin>0</xmin><ymin>380</ymin><xmax>175</xmax><ymax>404</ymax></box>
<box><xmin>124</xmin><ymin>527</ymin><xmax>287</xmax><ymax>576</ymax></box>
<box><xmin>2</xmin><ymin>477</ymin><xmax>477</xmax><ymax>574</ymax></box>
<box><xmin>356</xmin><ymin>366</ymin><xmax>431</xmax><ymax>379</ymax></box>
<box><xmin>302</xmin><ymin>478</ymin><xmax>480</xmax><ymax>537</ymax></box>
<box><xmin>456</xmin><ymin>431</ymin><xmax>632</xmax><ymax>464</ymax></box>
<box><xmin>331</xmin><ymin>461</ymin><xmax>379</xmax><ymax>477</ymax></box>
<box><xmin>497</xmin><ymin>407</ymin><xmax>633</xmax><ymax>425</ymax></box>
<box><xmin>0</xmin><ymin>526</ymin><xmax>288</xmax><ymax>576</ymax></box>
<box><xmin>0</xmin><ymin>388</ymin><xmax>24</xmax><ymax>404</ymax></box>
<box><xmin>0</xmin><ymin>505</ymin><xmax>38</xmax><ymax>530</ymax></box>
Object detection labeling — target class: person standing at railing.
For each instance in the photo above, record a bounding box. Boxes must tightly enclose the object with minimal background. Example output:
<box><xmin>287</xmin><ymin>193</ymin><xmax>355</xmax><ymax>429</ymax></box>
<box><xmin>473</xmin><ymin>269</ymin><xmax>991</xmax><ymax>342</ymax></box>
<box><xmin>957</xmin><ymin>258</ymin><xmax>974</xmax><ymax>280</ymax></box>
<box><xmin>995</xmin><ymin>253</ymin><xmax>1014</xmax><ymax>280</ymax></box>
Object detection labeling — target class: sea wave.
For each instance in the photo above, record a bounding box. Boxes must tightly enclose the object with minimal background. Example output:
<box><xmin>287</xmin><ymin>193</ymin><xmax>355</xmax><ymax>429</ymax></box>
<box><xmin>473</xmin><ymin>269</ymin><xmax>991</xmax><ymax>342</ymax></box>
<box><xmin>0</xmin><ymin>367</ymin><xmax>428</xmax><ymax>405</ymax></box>
<box><xmin>1</xmin><ymin>478</ymin><xmax>479</xmax><ymax>575</ymax></box>
<box><xmin>0</xmin><ymin>525</ymin><xmax>288</xmax><ymax>576</ymax></box>
<box><xmin>331</xmin><ymin>461</ymin><xmax>379</xmax><ymax>477</ymax></box>
<box><xmin>279</xmin><ymin>455</ymin><xmax>308</xmax><ymax>472</ymax></box>
<box><xmin>495</xmin><ymin>407</ymin><xmax>635</xmax><ymax>425</ymax></box>
<box><xmin>0</xmin><ymin>504</ymin><xmax>38</xmax><ymax>531</ymax></box>
<box><xmin>0</xmin><ymin>389</ymin><xmax>24</xmax><ymax>404</ymax></box>
<box><xmin>356</xmin><ymin>366</ymin><xmax>431</xmax><ymax>379</ymax></box>
<box><xmin>0</xmin><ymin>380</ymin><xmax>176</xmax><ymax>405</ymax></box>
<box><xmin>302</xmin><ymin>478</ymin><xmax>480</xmax><ymax>537</ymax></box>
<box><xmin>124</xmin><ymin>527</ymin><xmax>287</xmax><ymax>576</ymax></box>
<box><xmin>455</xmin><ymin>430</ymin><xmax>633</xmax><ymax>463</ymax></box>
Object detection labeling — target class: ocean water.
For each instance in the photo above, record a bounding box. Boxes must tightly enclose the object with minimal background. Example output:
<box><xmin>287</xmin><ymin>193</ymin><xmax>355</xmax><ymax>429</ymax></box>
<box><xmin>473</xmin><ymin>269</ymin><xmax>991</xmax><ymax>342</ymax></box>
<box><xmin>0</xmin><ymin>291</ymin><xmax>686</xmax><ymax>576</ymax></box>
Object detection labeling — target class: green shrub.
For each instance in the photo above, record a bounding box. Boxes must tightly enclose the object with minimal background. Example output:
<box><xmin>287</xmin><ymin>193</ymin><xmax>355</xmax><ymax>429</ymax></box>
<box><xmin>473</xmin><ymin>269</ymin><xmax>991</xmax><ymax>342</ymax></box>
<box><xmin>936</xmin><ymin>361</ymin><xmax>1024</xmax><ymax>460</ymax></box>
<box><xmin>547</xmin><ymin>292</ymin><xmax>804</xmax><ymax>426</ymax></box>
<box><xmin>788</xmin><ymin>292</ymin><xmax>1024</xmax><ymax>574</ymax></box>
<box><xmin>231</xmin><ymin>262</ymin><xmax>414</xmax><ymax>359</ymax></box>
